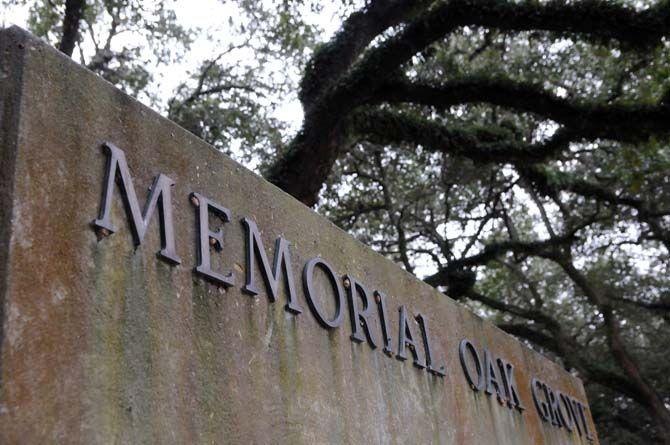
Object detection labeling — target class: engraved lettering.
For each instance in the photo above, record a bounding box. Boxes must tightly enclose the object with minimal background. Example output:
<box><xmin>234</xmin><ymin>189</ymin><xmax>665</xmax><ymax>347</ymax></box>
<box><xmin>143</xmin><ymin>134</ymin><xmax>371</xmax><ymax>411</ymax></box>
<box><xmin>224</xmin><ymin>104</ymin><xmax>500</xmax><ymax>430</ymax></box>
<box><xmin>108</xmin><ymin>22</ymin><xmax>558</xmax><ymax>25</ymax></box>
<box><xmin>396</xmin><ymin>305</ymin><xmax>425</xmax><ymax>369</ymax></box>
<box><xmin>242</xmin><ymin>218</ymin><xmax>302</xmax><ymax>314</ymax></box>
<box><xmin>345</xmin><ymin>275</ymin><xmax>378</xmax><ymax>348</ymax></box>
<box><xmin>191</xmin><ymin>192</ymin><xmax>234</xmax><ymax>286</ymax></box>
<box><xmin>459</xmin><ymin>338</ymin><xmax>485</xmax><ymax>391</ymax></box>
<box><xmin>416</xmin><ymin>313</ymin><xmax>446</xmax><ymax>377</ymax></box>
<box><xmin>93</xmin><ymin>142</ymin><xmax>180</xmax><ymax>264</ymax></box>
<box><xmin>303</xmin><ymin>257</ymin><xmax>344</xmax><ymax>328</ymax></box>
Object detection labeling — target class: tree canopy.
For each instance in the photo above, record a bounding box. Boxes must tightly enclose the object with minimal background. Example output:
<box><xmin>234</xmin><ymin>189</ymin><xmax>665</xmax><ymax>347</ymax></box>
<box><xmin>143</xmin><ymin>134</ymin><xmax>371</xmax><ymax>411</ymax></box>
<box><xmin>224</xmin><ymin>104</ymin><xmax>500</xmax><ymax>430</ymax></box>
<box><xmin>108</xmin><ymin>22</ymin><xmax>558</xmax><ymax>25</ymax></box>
<box><xmin>5</xmin><ymin>0</ymin><xmax>670</xmax><ymax>443</ymax></box>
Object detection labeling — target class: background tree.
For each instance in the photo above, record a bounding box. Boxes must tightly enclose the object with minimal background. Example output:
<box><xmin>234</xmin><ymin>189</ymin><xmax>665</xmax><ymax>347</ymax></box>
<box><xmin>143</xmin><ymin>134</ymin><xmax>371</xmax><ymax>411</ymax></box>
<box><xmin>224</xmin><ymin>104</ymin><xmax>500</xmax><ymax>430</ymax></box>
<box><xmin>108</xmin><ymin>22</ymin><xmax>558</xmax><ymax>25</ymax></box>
<box><xmin>299</xmin><ymin>3</ymin><xmax>670</xmax><ymax>443</ymax></box>
<box><xmin>4</xmin><ymin>1</ymin><xmax>670</xmax><ymax>443</ymax></box>
<box><xmin>0</xmin><ymin>0</ymin><xmax>319</xmax><ymax>160</ymax></box>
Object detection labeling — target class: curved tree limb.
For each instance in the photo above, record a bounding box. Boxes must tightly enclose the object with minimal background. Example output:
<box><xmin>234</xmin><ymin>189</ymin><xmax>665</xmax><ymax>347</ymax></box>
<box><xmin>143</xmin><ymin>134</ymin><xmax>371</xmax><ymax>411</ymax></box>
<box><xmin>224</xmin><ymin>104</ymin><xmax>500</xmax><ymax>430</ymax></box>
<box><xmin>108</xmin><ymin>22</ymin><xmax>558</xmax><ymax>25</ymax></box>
<box><xmin>268</xmin><ymin>0</ymin><xmax>670</xmax><ymax>205</ymax></box>
<box><xmin>520</xmin><ymin>166</ymin><xmax>670</xmax><ymax>252</ymax></box>
<box><xmin>348</xmin><ymin>109</ymin><xmax>577</xmax><ymax>163</ymax></box>
<box><xmin>300</xmin><ymin>0</ymin><xmax>427</xmax><ymax>109</ymax></box>
<box><xmin>373</xmin><ymin>77</ymin><xmax>670</xmax><ymax>143</ymax></box>
<box><xmin>424</xmin><ymin>235</ymin><xmax>575</xmax><ymax>287</ymax></box>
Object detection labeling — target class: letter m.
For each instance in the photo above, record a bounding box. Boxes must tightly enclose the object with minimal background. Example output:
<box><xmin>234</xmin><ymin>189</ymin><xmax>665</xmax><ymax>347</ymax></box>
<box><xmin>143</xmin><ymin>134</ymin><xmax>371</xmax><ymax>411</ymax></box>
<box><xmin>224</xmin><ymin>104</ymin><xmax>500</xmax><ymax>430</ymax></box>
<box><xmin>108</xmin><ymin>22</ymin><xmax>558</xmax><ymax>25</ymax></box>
<box><xmin>92</xmin><ymin>142</ymin><xmax>181</xmax><ymax>264</ymax></box>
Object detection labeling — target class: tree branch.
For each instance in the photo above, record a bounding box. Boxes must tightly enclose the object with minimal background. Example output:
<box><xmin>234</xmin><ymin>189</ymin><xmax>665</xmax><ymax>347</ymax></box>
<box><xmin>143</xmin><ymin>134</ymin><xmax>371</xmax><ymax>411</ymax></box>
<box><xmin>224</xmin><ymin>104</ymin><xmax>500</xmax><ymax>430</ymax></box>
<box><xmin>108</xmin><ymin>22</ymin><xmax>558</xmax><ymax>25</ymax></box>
<box><xmin>424</xmin><ymin>234</ymin><xmax>575</xmax><ymax>288</ymax></box>
<box><xmin>300</xmin><ymin>0</ymin><xmax>426</xmax><ymax>109</ymax></box>
<box><xmin>521</xmin><ymin>166</ymin><xmax>670</xmax><ymax>252</ymax></box>
<box><xmin>498</xmin><ymin>323</ymin><xmax>560</xmax><ymax>352</ymax></box>
<box><xmin>348</xmin><ymin>109</ymin><xmax>577</xmax><ymax>164</ymax></box>
<box><xmin>269</xmin><ymin>0</ymin><xmax>670</xmax><ymax>205</ymax></box>
<box><xmin>373</xmin><ymin>77</ymin><xmax>670</xmax><ymax>143</ymax></box>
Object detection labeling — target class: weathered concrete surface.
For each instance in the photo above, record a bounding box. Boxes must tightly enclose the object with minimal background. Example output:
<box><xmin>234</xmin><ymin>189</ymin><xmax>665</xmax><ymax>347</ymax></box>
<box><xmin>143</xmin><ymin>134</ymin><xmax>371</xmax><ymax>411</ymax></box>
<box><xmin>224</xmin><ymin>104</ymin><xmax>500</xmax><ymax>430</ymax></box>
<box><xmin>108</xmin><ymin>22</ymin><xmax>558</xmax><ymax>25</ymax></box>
<box><xmin>0</xmin><ymin>27</ymin><xmax>598</xmax><ymax>444</ymax></box>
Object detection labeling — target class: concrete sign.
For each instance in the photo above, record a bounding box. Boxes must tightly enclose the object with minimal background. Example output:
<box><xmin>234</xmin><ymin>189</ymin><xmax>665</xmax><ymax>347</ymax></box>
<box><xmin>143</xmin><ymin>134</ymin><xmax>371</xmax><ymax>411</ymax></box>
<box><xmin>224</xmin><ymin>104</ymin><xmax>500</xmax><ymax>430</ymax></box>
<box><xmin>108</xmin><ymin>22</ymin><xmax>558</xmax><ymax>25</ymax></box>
<box><xmin>0</xmin><ymin>27</ymin><xmax>598</xmax><ymax>444</ymax></box>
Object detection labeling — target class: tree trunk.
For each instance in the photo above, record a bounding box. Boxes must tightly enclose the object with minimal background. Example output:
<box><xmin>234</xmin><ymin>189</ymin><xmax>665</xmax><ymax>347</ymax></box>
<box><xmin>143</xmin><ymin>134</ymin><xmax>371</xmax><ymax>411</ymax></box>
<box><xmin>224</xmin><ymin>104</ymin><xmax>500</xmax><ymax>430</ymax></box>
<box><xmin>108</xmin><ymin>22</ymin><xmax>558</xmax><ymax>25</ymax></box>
<box><xmin>58</xmin><ymin>0</ymin><xmax>85</xmax><ymax>57</ymax></box>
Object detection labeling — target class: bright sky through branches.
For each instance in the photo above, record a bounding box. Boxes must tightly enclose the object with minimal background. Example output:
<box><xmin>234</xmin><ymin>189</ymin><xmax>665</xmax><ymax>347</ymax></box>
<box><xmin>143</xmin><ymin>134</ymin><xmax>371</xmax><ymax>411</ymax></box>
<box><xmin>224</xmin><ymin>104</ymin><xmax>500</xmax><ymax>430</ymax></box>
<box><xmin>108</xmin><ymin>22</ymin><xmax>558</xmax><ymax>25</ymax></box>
<box><xmin>0</xmin><ymin>0</ymin><xmax>342</xmax><ymax>129</ymax></box>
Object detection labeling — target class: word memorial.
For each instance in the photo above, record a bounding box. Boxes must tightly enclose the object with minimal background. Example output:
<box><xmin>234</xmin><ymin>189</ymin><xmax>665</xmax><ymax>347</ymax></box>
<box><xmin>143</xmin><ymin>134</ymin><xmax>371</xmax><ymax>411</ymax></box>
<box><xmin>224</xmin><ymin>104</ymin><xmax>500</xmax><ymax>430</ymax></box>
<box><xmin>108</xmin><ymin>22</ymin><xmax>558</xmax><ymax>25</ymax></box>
<box><xmin>92</xmin><ymin>142</ymin><xmax>452</xmax><ymax>377</ymax></box>
<box><xmin>0</xmin><ymin>27</ymin><xmax>599</xmax><ymax>444</ymax></box>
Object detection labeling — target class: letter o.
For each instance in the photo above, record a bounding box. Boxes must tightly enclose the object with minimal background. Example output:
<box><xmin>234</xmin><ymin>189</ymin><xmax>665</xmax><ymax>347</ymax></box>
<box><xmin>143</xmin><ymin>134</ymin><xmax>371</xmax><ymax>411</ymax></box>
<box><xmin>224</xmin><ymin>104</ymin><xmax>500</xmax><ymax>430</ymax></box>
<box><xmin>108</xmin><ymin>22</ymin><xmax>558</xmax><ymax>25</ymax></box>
<box><xmin>459</xmin><ymin>338</ymin><xmax>485</xmax><ymax>391</ymax></box>
<box><xmin>302</xmin><ymin>257</ymin><xmax>345</xmax><ymax>329</ymax></box>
